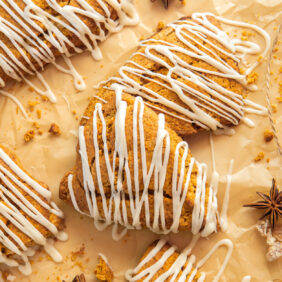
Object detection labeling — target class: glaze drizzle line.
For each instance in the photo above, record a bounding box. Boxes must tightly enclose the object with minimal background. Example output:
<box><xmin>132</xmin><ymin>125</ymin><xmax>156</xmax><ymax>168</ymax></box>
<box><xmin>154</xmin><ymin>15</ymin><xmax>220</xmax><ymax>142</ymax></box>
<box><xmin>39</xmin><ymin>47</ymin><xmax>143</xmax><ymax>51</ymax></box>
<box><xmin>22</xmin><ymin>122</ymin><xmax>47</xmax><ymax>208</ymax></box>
<box><xmin>106</xmin><ymin>12</ymin><xmax>269</xmax><ymax>131</ymax></box>
<box><xmin>0</xmin><ymin>148</ymin><xmax>67</xmax><ymax>276</ymax></box>
<box><xmin>125</xmin><ymin>236</ymin><xmax>233</xmax><ymax>282</ymax></box>
<box><xmin>67</xmin><ymin>85</ymin><xmax>229</xmax><ymax>240</ymax></box>
<box><xmin>0</xmin><ymin>0</ymin><xmax>138</xmax><ymax>102</ymax></box>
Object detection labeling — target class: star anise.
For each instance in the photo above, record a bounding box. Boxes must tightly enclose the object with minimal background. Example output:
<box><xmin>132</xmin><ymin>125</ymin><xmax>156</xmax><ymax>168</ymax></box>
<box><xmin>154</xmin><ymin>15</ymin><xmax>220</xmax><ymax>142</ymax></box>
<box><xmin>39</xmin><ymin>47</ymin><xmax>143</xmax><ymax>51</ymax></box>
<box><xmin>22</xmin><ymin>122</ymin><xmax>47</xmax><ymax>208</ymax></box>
<box><xmin>72</xmin><ymin>274</ymin><xmax>86</xmax><ymax>282</ymax></box>
<box><xmin>244</xmin><ymin>179</ymin><xmax>282</xmax><ymax>229</ymax></box>
<box><xmin>151</xmin><ymin>0</ymin><xmax>185</xmax><ymax>9</ymax></box>
<box><xmin>151</xmin><ymin>0</ymin><xmax>169</xmax><ymax>9</ymax></box>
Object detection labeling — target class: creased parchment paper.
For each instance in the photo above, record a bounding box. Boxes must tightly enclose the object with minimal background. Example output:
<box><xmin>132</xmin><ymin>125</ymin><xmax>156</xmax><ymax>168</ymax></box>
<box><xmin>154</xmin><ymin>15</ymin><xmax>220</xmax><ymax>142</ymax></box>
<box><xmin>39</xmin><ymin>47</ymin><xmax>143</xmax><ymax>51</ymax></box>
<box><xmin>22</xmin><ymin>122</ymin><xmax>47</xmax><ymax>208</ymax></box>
<box><xmin>0</xmin><ymin>0</ymin><xmax>281</xmax><ymax>281</ymax></box>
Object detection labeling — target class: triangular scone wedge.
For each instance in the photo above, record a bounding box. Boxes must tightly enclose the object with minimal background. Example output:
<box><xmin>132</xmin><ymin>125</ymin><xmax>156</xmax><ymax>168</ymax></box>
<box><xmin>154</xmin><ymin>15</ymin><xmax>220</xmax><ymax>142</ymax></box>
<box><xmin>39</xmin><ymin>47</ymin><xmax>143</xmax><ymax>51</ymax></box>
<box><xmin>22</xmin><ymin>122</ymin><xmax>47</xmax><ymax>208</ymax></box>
<box><xmin>96</xmin><ymin>13</ymin><xmax>266</xmax><ymax>136</ymax></box>
<box><xmin>0</xmin><ymin>145</ymin><xmax>65</xmax><ymax>274</ymax></box>
<box><xmin>60</xmin><ymin>89</ymin><xmax>213</xmax><ymax>239</ymax></box>
<box><xmin>125</xmin><ymin>239</ymin><xmax>201</xmax><ymax>281</ymax></box>
<box><xmin>0</xmin><ymin>0</ymin><xmax>138</xmax><ymax>99</ymax></box>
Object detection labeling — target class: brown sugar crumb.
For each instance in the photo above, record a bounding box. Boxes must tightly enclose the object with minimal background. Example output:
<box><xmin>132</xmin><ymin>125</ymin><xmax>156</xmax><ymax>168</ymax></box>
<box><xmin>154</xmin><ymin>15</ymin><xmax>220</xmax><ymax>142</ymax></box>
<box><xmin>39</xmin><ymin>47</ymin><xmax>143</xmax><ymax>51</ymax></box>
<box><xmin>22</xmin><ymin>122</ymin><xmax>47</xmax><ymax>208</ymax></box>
<box><xmin>24</xmin><ymin>130</ymin><xmax>35</xmax><ymax>143</ymax></box>
<box><xmin>247</xmin><ymin>71</ymin><xmax>258</xmax><ymax>84</ymax></box>
<box><xmin>271</xmin><ymin>103</ymin><xmax>277</xmax><ymax>113</ymax></box>
<box><xmin>32</xmin><ymin>122</ymin><xmax>40</xmax><ymax>129</ymax></box>
<box><xmin>264</xmin><ymin>130</ymin><xmax>274</xmax><ymax>142</ymax></box>
<box><xmin>38</xmin><ymin>130</ymin><xmax>43</xmax><ymax>136</ymax></box>
<box><xmin>28</xmin><ymin>101</ymin><xmax>39</xmax><ymax>112</ymax></box>
<box><xmin>156</xmin><ymin>21</ymin><xmax>165</xmax><ymax>32</ymax></box>
<box><xmin>48</xmin><ymin>123</ymin><xmax>61</xmax><ymax>135</ymax></box>
<box><xmin>72</xmin><ymin>274</ymin><xmax>86</xmax><ymax>282</ymax></box>
<box><xmin>94</xmin><ymin>254</ymin><xmax>113</xmax><ymax>282</ymax></box>
<box><xmin>41</xmin><ymin>95</ymin><xmax>49</xmax><ymax>102</ymax></box>
<box><xmin>36</xmin><ymin>109</ymin><xmax>42</xmax><ymax>119</ymax></box>
<box><xmin>74</xmin><ymin>261</ymin><xmax>85</xmax><ymax>271</ymax></box>
<box><xmin>71</xmin><ymin>245</ymin><xmax>85</xmax><ymax>261</ymax></box>
<box><xmin>180</xmin><ymin>0</ymin><xmax>187</xmax><ymax>5</ymax></box>
<box><xmin>254</xmin><ymin>151</ymin><xmax>265</xmax><ymax>162</ymax></box>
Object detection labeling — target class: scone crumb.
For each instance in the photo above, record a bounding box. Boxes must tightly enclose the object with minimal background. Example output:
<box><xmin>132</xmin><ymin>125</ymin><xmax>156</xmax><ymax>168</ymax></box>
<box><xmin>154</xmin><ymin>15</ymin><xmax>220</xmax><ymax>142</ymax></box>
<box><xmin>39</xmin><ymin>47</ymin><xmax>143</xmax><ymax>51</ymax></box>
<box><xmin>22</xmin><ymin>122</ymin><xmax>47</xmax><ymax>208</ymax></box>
<box><xmin>257</xmin><ymin>55</ymin><xmax>263</xmax><ymax>62</ymax></box>
<box><xmin>32</xmin><ymin>122</ymin><xmax>40</xmax><ymax>129</ymax></box>
<box><xmin>271</xmin><ymin>103</ymin><xmax>277</xmax><ymax>113</ymax></box>
<box><xmin>36</xmin><ymin>109</ymin><xmax>42</xmax><ymax>119</ymax></box>
<box><xmin>41</xmin><ymin>95</ymin><xmax>49</xmax><ymax>102</ymax></box>
<box><xmin>49</xmin><ymin>123</ymin><xmax>61</xmax><ymax>135</ymax></box>
<box><xmin>24</xmin><ymin>130</ymin><xmax>35</xmax><ymax>143</ymax></box>
<box><xmin>156</xmin><ymin>21</ymin><xmax>165</xmax><ymax>32</ymax></box>
<box><xmin>247</xmin><ymin>71</ymin><xmax>258</xmax><ymax>84</ymax></box>
<box><xmin>28</xmin><ymin>101</ymin><xmax>39</xmax><ymax>112</ymax></box>
<box><xmin>264</xmin><ymin>130</ymin><xmax>274</xmax><ymax>142</ymax></box>
<box><xmin>254</xmin><ymin>151</ymin><xmax>265</xmax><ymax>162</ymax></box>
<box><xmin>71</xmin><ymin>245</ymin><xmax>85</xmax><ymax>261</ymax></box>
<box><xmin>94</xmin><ymin>254</ymin><xmax>113</xmax><ymax>282</ymax></box>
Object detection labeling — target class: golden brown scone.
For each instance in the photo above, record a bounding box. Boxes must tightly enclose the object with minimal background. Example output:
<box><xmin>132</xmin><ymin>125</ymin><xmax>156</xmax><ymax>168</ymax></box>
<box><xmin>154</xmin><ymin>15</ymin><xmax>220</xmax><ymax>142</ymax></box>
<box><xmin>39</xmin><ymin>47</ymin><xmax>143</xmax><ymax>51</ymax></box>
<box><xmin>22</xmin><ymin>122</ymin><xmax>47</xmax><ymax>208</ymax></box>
<box><xmin>126</xmin><ymin>240</ymin><xmax>201</xmax><ymax>281</ymax></box>
<box><xmin>94</xmin><ymin>254</ymin><xmax>114</xmax><ymax>282</ymax></box>
<box><xmin>0</xmin><ymin>0</ymin><xmax>136</xmax><ymax>88</ymax></box>
<box><xmin>59</xmin><ymin>91</ymin><xmax>211</xmax><ymax>234</ymax></box>
<box><xmin>0</xmin><ymin>145</ymin><xmax>64</xmax><ymax>257</ymax></box>
<box><xmin>97</xmin><ymin>15</ymin><xmax>245</xmax><ymax>136</ymax></box>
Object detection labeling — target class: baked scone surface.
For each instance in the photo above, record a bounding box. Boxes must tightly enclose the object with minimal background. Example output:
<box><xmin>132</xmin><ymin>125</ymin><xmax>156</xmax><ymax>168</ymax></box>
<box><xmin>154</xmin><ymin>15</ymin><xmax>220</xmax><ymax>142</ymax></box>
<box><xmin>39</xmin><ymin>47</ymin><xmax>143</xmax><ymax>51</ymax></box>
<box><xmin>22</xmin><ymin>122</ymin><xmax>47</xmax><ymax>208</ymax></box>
<box><xmin>0</xmin><ymin>145</ymin><xmax>65</xmax><ymax>275</ymax></box>
<box><xmin>96</xmin><ymin>13</ymin><xmax>264</xmax><ymax>136</ymax></box>
<box><xmin>59</xmin><ymin>90</ymin><xmax>216</xmax><ymax>239</ymax></box>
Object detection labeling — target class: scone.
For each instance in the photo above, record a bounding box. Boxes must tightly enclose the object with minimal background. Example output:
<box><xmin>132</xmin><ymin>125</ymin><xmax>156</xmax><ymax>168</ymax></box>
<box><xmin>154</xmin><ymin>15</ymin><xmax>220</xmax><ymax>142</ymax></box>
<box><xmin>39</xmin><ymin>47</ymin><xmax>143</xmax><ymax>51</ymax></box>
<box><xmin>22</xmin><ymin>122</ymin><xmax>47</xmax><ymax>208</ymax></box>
<box><xmin>0</xmin><ymin>145</ymin><xmax>65</xmax><ymax>275</ymax></box>
<box><xmin>96</xmin><ymin>13</ymin><xmax>264</xmax><ymax>136</ymax></box>
<box><xmin>0</xmin><ymin>0</ymin><xmax>138</xmax><ymax>101</ymax></box>
<box><xmin>94</xmin><ymin>254</ymin><xmax>114</xmax><ymax>282</ymax></box>
<box><xmin>59</xmin><ymin>90</ymin><xmax>216</xmax><ymax>240</ymax></box>
<box><xmin>125</xmin><ymin>239</ymin><xmax>201</xmax><ymax>281</ymax></box>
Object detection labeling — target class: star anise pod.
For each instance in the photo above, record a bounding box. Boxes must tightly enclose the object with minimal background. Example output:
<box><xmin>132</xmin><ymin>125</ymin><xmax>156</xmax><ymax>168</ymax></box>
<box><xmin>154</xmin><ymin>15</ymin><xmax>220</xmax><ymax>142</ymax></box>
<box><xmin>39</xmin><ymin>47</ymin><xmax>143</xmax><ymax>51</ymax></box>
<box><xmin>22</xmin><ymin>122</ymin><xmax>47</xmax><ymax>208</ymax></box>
<box><xmin>244</xmin><ymin>179</ymin><xmax>282</xmax><ymax>229</ymax></box>
<box><xmin>72</xmin><ymin>274</ymin><xmax>86</xmax><ymax>282</ymax></box>
<box><xmin>151</xmin><ymin>0</ymin><xmax>169</xmax><ymax>9</ymax></box>
<box><xmin>151</xmin><ymin>0</ymin><xmax>185</xmax><ymax>9</ymax></box>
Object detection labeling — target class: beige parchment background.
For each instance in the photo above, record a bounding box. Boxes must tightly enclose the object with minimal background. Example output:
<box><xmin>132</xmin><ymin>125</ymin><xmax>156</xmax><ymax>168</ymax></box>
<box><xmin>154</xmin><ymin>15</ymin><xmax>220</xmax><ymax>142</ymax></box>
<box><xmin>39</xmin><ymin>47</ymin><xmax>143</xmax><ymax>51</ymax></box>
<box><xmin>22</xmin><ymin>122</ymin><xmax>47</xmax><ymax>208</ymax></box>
<box><xmin>0</xmin><ymin>0</ymin><xmax>281</xmax><ymax>281</ymax></box>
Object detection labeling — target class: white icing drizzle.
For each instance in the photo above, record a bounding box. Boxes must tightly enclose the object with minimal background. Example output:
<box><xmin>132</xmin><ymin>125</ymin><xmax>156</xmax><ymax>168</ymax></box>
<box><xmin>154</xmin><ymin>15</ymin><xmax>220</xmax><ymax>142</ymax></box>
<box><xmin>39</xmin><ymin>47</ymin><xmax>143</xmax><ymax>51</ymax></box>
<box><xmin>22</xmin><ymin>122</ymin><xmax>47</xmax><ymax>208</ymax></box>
<box><xmin>125</xmin><ymin>236</ymin><xmax>233</xmax><ymax>282</ymax></box>
<box><xmin>0</xmin><ymin>147</ymin><xmax>66</xmax><ymax>275</ymax></box>
<box><xmin>0</xmin><ymin>90</ymin><xmax>28</xmax><ymax>119</ymax></box>
<box><xmin>105</xmin><ymin>12</ymin><xmax>269</xmax><ymax>131</ymax></box>
<box><xmin>202</xmin><ymin>133</ymin><xmax>234</xmax><ymax>235</ymax></box>
<box><xmin>0</xmin><ymin>0</ymin><xmax>138</xmax><ymax>102</ymax></box>
<box><xmin>67</xmin><ymin>85</ymin><xmax>219</xmax><ymax>240</ymax></box>
<box><xmin>6</xmin><ymin>274</ymin><xmax>16</xmax><ymax>281</ymax></box>
<box><xmin>241</xmin><ymin>275</ymin><xmax>251</xmax><ymax>282</ymax></box>
<box><xmin>219</xmin><ymin>160</ymin><xmax>234</xmax><ymax>232</ymax></box>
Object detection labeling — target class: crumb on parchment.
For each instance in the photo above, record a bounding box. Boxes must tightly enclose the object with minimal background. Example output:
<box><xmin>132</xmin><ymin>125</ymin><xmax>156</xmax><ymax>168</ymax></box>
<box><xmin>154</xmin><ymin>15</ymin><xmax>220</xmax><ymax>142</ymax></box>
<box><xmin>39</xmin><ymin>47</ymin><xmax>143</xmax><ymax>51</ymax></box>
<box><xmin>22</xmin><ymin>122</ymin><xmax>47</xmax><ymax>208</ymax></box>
<box><xmin>264</xmin><ymin>130</ymin><xmax>274</xmax><ymax>143</ymax></box>
<box><xmin>24</xmin><ymin>130</ymin><xmax>35</xmax><ymax>143</ymax></box>
<box><xmin>254</xmin><ymin>151</ymin><xmax>265</xmax><ymax>162</ymax></box>
<box><xmin>48</xmin><ymin>123</ymin><xmax>61</xmax><ymax>135</ymax></box>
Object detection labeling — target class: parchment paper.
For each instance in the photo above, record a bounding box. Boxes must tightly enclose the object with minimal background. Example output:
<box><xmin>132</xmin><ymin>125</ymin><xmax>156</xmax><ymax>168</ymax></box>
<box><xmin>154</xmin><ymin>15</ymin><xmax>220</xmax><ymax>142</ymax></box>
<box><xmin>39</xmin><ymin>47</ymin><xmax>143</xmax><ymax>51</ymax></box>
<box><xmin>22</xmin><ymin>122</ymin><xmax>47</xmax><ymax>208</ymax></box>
<box><xmin>0</xmin><ymin>0</ymin><xmax>281</xmax><ymax>281</ymax></box>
